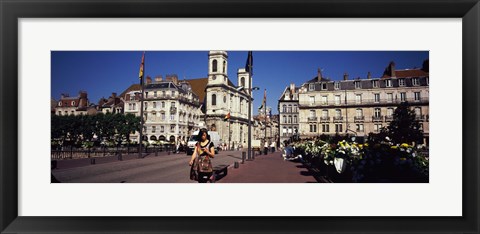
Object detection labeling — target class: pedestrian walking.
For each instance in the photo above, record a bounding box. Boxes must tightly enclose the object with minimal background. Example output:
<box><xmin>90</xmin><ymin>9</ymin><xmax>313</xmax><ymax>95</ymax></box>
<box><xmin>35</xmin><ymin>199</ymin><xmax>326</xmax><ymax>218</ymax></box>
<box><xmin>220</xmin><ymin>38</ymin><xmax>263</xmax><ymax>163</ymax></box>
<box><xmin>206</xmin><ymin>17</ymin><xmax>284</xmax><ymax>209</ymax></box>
<box><xmin>270</xmin><ymin>141</ymin><xmax>275</xmax><ymax>153</ymax></box>
<box><xmin>264</xmin><ymin>141</ymin><xmax>269</xmax><ymax>155</ymax></box>
<box><xmin>189</xmin><ymin>128</ymin><xmax>216</xmax><ymax>183</ymax></box>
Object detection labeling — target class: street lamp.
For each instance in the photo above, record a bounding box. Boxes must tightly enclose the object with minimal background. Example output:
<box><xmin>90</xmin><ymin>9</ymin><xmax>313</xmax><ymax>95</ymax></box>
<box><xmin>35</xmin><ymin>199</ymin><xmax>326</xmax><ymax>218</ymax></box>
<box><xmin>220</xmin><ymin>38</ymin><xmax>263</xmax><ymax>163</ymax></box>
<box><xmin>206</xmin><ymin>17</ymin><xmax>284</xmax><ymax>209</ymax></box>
<box><xmin>248</xmin><ymin>86</ymin><xmax>260</xmax><ymax>160</ymax></box>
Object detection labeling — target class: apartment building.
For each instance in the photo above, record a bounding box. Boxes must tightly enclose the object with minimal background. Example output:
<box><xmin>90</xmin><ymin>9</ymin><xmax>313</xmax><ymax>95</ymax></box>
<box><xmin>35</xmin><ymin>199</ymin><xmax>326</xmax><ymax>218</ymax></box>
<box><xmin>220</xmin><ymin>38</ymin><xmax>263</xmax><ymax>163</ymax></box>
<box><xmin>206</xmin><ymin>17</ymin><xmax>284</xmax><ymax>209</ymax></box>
<box><xmin>297</xmin><ymin>61</ymin><xmax>429</xmax><ymax>145</ymax></box>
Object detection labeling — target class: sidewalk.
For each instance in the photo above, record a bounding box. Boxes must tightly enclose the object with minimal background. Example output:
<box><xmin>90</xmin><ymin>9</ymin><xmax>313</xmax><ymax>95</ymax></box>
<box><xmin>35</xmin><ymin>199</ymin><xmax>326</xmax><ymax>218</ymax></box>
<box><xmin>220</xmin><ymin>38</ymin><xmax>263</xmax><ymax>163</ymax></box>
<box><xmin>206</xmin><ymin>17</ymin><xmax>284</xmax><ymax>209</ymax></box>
<box><xmin>217</xmin><ymin>151</ymin><xmax>320</xmax><ymax>183</ymax></box>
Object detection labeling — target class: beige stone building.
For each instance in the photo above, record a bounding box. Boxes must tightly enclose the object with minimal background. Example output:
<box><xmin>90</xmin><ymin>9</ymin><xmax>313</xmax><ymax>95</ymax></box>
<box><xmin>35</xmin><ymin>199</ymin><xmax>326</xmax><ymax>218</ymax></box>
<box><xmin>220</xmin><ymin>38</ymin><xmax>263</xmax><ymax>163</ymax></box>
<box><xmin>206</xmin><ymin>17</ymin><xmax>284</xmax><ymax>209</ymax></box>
<box><xmin>54</xmin><ymin>91</ymin><xmax>89</xmax><ymax>116</ymax></box>
<box><xmin>202</xmin><ymin>51</ymin><xmax>253</xmax><ymax>149</ymax></box>
<box><xmin>278</xmin><ymin>83</ymin><xmax>300</xmax><ymax>145</ymax></box>
<box><xmin>297</xmin><ymin>61</ymin><xmax>429</xmax><ymax>145</ymax></box>
<box><xmin>123</xmin><ymin>75</ymin><xmax>203</xmax><ymax>143</ymax></box>
<box><xmin>121</xmin><ymin>51</ymin><xmax>254</xmax><ymax>146</ymax></box>
<box><xmin>97</xmin><ymin>92</ymin><xmax>124</xmax><ymax>114</ymax></box>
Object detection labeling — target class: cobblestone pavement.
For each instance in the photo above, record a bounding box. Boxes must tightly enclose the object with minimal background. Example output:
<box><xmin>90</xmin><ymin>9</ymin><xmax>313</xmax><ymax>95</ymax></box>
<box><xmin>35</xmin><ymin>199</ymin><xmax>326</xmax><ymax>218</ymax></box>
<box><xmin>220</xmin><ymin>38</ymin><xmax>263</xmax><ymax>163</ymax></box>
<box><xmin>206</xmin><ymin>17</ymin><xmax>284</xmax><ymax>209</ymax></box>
<box><xmin>217</xmin><ymin>151</ymin><xmax>319</xmax><ymax>183</ymax></box>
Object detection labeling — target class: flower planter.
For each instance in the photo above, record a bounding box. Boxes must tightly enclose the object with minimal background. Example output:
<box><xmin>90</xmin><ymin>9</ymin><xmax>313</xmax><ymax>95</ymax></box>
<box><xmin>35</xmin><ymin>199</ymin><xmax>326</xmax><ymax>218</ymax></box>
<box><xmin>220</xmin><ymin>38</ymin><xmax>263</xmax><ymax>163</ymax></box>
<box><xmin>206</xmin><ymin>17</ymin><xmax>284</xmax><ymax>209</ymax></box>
<box><xmin>334</xmin><ymin>157</ymin><xmax>346</xmax><ymax>174</ymax></box>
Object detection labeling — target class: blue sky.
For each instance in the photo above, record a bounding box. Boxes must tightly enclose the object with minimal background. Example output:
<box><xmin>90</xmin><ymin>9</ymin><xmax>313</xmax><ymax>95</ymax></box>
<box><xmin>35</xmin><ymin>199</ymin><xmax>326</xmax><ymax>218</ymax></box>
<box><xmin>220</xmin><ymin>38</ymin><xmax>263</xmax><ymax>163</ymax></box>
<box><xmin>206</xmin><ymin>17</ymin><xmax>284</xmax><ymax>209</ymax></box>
<box><xmin>51</xmin><ymin>51</ymin><xmax>428</xmax><ymax>114</ymax></box>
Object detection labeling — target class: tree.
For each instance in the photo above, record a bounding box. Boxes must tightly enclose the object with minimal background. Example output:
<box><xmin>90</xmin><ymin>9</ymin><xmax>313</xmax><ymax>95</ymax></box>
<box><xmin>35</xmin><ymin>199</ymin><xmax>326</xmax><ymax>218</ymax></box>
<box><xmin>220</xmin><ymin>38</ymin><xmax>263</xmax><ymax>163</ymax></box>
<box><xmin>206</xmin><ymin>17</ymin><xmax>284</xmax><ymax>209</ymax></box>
<box><xmin>385</xmin><ymin>102</ymin><xmax>424</xmax><ymax>144</ymax></box>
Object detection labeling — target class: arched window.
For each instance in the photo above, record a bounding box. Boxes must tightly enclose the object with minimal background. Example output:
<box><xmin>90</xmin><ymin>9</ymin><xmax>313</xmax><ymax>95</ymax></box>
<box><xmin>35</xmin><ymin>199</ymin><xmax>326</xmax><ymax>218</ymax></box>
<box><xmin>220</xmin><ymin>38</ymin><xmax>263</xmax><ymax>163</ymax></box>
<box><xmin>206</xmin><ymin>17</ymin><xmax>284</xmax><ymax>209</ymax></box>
<box><xmin>223</xmin><ymin>61</ymin><xmax>226</xmax><ymax>73</ymax></box>
<box><xmin>212</xmin><ymin>94</ymin><xmax>217</xmax><ymax>106</ymax></box>
<box><xmin>288</xmin><ymin>104</ymin><xmax>292</xmax><ymax>112</ymax></box>
<box><xmin>282</xmin><ymin>104</ymin><xmax>286</xmax><ymax>113</ymax></box>
<box><xmin>241</xmin><ymin>77</ymin><xmax>245</xmax><ymax>87</ymax></box>
<box><xmin>283</xmin><ymin>115</ymin><xmax>287</xmax><ymax>123</ymax></box>
<box><xmin>212</xmin><ymin>59</ymin><xmax>218</xmax><ymax>72</ymax></box>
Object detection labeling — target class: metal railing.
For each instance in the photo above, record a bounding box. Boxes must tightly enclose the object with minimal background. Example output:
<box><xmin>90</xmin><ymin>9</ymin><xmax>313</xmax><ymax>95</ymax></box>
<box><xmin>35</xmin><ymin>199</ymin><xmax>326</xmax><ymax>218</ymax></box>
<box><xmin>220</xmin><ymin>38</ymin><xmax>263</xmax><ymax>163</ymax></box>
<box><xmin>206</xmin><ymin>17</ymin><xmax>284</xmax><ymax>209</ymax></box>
<box><xmin>372</xmin><ymin>115</ymin><xmax>383</xmax><ymax>122</ymax></box>
<box><xmin>333</xmin><ymin>116</ymin><xmax>343</xmax><ymax>121</ymax></box>
<box><xmin>354</xmin><ymin>116</ymin><xmax>365</xmax><ymax>122</ymax></box>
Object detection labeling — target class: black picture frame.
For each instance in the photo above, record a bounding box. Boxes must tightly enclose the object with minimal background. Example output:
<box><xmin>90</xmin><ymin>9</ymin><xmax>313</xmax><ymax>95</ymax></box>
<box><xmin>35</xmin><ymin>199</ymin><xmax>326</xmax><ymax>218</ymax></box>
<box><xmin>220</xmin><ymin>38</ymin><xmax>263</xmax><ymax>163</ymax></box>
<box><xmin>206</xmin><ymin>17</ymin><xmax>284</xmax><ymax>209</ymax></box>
<box><xmin>1</xmin><ymin>0</ymin><xmax>478</xmax><ymax>233</ymax></box>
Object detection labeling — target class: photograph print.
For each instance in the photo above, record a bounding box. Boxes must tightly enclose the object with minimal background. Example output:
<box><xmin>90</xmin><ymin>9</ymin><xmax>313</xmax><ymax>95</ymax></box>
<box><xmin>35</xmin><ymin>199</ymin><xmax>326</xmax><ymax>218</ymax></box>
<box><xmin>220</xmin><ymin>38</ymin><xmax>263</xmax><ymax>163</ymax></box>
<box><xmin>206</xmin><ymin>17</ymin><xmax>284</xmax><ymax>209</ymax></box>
<box><xmin>51</xmin><ymin>50</ymin><xmax>429</xmax><ymax>183</ymax></box>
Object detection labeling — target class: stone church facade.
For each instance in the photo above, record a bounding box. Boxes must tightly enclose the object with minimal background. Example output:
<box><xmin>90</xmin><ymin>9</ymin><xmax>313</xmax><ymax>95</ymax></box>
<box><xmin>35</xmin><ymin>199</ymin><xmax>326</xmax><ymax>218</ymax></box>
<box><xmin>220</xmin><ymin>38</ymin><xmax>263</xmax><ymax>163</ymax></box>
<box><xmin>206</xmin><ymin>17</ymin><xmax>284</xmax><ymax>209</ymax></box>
<box><xmin>203</xmin><ymin>51</ymin><xmax>253</xmax><ymax>149</ymax></box>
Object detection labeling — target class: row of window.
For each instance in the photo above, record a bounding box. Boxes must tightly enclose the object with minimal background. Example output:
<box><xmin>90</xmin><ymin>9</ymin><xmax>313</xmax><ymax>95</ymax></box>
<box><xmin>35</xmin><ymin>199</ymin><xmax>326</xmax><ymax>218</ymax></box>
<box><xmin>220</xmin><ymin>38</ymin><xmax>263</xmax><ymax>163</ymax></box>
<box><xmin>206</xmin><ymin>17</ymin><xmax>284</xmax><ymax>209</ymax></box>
<box><xmin>149</xmin><ymin>125</ymin><xmax>176</xmax><ymax>133</ymax></box>
<box><xmin>308</xmin><ymin>92</ymin><xmax>423</xmax><ymax>105</ymax></box>
<box><xmin>211</xmin><ymin>59</ymin><xmax>227</xmax><ymax>73</ymax></box>
<box><xmin>281</xmin><ymin>115</ymin><xmax>298</xmax><ymax>124</ymax></box>
<box><xmin>144</xmin><ymin>112</ymin><xmax>199</xmax><ymax>121</ymax></box>
<box><xmin>306</xmin><ymin>123</ymin><xmax>424</xmax><ymax>133</ymax></box>
<box><xmin>307</xmin><ymin>107</ymin><xmax>423</xmax><ymax>118</ymax></box>
<box><xmin>308</xmin><ymin>77</ymin><xmax>428</xmax><ymax>91</ymax></box>
<box><xmin>281</xmin><ymin>104</ymin><xmax>298</xmax><ymax>113</ymax></box>
<box><xmin>58</xmin><ymin>101</ymin><xmax>75</xmax><ymax>106</ymax></box>
<box><xmin>129</xmin><ymin>101</ymin><xmax>197</xmax><ymax>113</ymax></box>
<box><xmin>134</xmin><ymin>91</ymin><xmax>176</xmax><ymax>100</ymax></box>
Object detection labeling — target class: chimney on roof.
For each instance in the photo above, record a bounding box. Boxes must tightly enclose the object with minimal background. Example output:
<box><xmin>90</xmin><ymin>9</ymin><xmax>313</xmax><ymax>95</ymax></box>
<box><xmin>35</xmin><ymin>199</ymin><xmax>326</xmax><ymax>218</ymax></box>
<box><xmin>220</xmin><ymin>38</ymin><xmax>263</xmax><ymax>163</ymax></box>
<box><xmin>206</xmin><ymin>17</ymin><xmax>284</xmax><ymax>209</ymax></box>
<box><xmin>317</xmin><ymin>68</ymin><xmax>323</xmax><ymax>81</ymax></box>
<box><xmin>155</xmin><ymin>75</ymin><xmax>163</xmax><ymax>83</ymax></box>
<box><xmin>290</xmin><ymin>83</ymin><xmax>295</xmax><ymax>93</ymax></box>
<box><xmin>112</xmin><ymin>92</ymin><xmax>117</xmax><ymax>98</ymax></box>
<box><xmin>146</xmin><ymin>76</ymin><xmax>152</xmax><ymax>84</ymax></box>
<box><xmin>422</xmin><ymin>59</ymin><xmax>429</xmax><ymax>72</ymax></box>
<box><xmin>166</xmin><ymin>74</ymin><xmax>179</xmax><ymax>85</ymax></box>
<box><xmin>343</xmin><ymin>72</ymin><xmax>349</xmax><ymax>80</ymax></box>
<box><xmin>367</xmin><ymin>71</ymin><xmax>372</xmax><ymax>79</ymax></box>
<box><xmin>389</xmin><ymin>61</ymin><xmax>396</xmax><ymax>77</ymax></box>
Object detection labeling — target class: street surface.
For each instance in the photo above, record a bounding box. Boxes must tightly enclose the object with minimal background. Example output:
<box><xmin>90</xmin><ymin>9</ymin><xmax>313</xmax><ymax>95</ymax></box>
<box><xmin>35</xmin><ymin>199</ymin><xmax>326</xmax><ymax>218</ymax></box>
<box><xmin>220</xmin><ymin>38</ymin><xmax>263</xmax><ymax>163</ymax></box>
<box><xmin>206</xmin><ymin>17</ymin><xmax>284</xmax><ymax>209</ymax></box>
<box><xmin>52</xmin><ymin>150</ymin><xmax>320</xmax><ymax>183</ymax></box>
<box><xmin>52</xmin><ymin>150</ymin><xmax>245</xmax><ymax>183</ymax></box>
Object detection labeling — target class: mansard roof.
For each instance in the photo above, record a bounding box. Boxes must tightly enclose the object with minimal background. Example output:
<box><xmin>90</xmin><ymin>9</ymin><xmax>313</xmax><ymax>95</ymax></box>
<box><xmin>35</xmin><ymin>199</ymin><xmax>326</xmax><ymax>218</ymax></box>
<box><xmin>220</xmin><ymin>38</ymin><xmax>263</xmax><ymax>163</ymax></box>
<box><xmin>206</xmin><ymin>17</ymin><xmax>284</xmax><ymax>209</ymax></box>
<box><xmin>186</xmin><ymin>78</ymin><xmax>208</xmax><ymax>105</ymax></box>
<box><xmin>381</xmin><ymin>69</ymin><xmax>429</xmax><ymax>78</ymax></box>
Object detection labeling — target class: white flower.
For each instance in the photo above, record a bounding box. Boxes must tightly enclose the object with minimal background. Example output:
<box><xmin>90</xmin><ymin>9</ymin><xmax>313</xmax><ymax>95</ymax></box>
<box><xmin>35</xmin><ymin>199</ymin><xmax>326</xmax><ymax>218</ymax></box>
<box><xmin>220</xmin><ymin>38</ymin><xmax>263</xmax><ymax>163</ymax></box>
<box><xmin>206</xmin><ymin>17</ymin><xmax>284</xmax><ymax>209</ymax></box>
<box><xmin>385</xmin><ymin>136</ymin><xmax>391</xmax><ymax>141</ymax></box>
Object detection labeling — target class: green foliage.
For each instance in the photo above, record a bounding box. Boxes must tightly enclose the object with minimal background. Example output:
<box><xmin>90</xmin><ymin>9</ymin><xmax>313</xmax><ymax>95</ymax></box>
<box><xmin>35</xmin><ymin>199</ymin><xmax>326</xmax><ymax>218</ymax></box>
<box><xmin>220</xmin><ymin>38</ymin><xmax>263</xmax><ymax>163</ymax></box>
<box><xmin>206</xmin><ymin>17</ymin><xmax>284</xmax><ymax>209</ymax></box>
<box><xmin>385</xmin><ymin>102</ymin><xmax>424</xmax><ymax>145</ymax></box>
<box><xmin>51</xmin><ymin>113</ymin><xmax>141</xmax><ymax>147</ymax></box>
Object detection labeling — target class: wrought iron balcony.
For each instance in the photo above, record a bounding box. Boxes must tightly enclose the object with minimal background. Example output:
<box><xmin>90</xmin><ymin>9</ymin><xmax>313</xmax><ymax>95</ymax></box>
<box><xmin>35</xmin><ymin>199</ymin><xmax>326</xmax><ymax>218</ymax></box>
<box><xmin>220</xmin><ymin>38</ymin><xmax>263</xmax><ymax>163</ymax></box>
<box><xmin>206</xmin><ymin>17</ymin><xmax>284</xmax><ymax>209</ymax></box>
<box><xmin>385</xmin><ymin>115</ymin><xmax>394</xmax><ymax>122</ymax></box>
<box><xmin>372</xmin><ymin>115</ymin><xmax>383</xmax><ymax>122</ymax></box>
<box><xmin>320</xmin><ymin>116</ymin><xmax>330</xmax><ymax>122</ymax></box>
<box><xmin>307</xmin><ymin>117</ymin><xmax>318</xmax><ymax>122</ymax></box>
<box><xmin>333</xmin><ymin>116</ymin><xmax>343</xmax><ymax>122</ymax></box>
<box><xmin>354</xmin><ymin>116</ymin><xmax>365</xmax><ymax>122</ymax></box>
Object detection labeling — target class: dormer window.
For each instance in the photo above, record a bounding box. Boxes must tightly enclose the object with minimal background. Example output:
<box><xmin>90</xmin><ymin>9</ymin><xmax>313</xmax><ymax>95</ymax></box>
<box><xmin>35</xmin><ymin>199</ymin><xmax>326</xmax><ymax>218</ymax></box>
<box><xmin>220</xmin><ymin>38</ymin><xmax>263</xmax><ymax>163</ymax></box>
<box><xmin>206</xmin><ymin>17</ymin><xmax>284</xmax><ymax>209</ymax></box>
<box><xmin>413</xmin><ymin>78</ymin><xmax>420</xmax><ymax>86</ymax></box>
<box><xmin>385</xmin><ymin>79</ymin><xmax>392</xmax><ymax>87</ymax></box>
<box><xmin>321</xmin><ymin>83</ymin><xmax>327</xmax><ymax>90</ymax></box>
<box><xmin>71</xmin><ymin>101</ymin><xmax>75</xmax><ymax>106</ymax></box>
<box><xmin>399</xmin><ymin>78</ymin><xmax>405</xmax><ymax>86</ymax></box>
<box><xmin>309</xmin><ymin>83</ymin><xmax>315</xmax><ymax>91</ymax></box>
<box><xmin>372</xmin><ymin>80</ymin><xmax>379</xmax><ymax>88</ymax></box>
<box><xmin>334</xmin><ymin>82</ymin><xmax>340</xmax><ymax>90</ymax></box>
<box><xmin>58</xmin><ymin>102</ymin><xmax>62</xmax><ymax>106</ymax></box>
<box><xmin>354</xmin><ymin>81</ymin><xmax>361</xmax><ymax>89</ymax></box>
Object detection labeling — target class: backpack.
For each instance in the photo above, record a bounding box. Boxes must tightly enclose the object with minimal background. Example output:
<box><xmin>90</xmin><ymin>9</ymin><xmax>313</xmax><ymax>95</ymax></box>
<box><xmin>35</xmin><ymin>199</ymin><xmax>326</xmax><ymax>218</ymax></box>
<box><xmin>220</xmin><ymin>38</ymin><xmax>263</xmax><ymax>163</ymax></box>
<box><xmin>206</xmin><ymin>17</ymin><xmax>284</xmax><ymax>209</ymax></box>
<box><xmin>197</xmin><ymin>142</ymin><xmax>213</xmax><ymax>173</ymax></box>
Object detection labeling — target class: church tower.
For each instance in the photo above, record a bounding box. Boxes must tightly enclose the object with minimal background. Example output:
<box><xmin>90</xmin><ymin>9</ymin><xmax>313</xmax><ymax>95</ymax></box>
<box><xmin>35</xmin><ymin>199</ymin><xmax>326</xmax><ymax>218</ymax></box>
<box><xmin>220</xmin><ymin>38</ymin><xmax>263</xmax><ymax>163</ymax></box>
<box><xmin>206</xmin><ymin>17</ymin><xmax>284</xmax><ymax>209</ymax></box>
<box><xmin>237</xmin><ymin>68</ymin><xmax>251</xmax><ymax>95</ymax></box>
<box><xmin>208</xmin><ymin>51</ymin><xmax>228</xmax><ymax>85</ymax></box>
